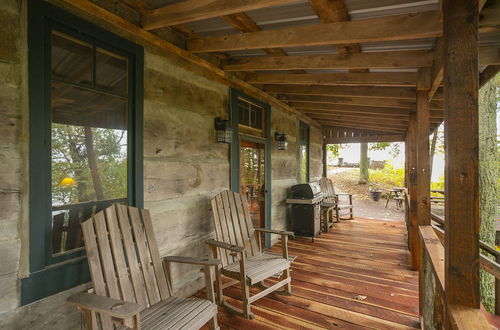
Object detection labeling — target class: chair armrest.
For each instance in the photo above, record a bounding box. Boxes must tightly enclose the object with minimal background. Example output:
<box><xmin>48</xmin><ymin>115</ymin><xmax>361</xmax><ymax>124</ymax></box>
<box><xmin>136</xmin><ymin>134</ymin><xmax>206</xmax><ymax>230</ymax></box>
<box><xmin>163</xmin><ymin>256</ymin><xmax>220</xmax><ymax>266</ymax></box>
<box><xmin>255</xmin><ymin>228</ymin><xmax>294</xmax><ymax>236</ymax></box>
<box><xmin>336</xmin><ymin>193</ymin><xmax>352</xmax><ymax>196</ymax></box>
<box><xmin>67</xmin><ymin>292</ymin><xmax>142</xmax><ymax>319</ymax></box>
<box><xmin>205</xmin><ymin>239</ymin><xmax>245</xmax><ymax>252</ymax></box>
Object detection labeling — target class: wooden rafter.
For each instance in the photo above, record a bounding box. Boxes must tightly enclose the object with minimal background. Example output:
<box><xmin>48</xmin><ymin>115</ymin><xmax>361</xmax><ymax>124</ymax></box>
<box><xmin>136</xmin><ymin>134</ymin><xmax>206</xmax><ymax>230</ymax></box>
<box><xmin>292</xmin><ymin>103</ymin><xmax>411</xmax><ymax>116</ymax></box>
<box><xmin>317</xmin><ymin>121</ymin><xmax>406</xmax><ymax>133</ymax></box>
<box><xmin>278</xmin><ymin>94</ymin><xmax>443</xmax><ymax>110</ymax></box>
<box><xmin>265</xmin><ymin>85</ymin><xmax>417</xmax><ymax>99</ymax></box>
<box><xmin>479</xmin><ymin>65</ymin><xmax>500</xmax><ymax>88</ymax></box>
<box><xmin>187</xmin><ymin>11</ymin><xmax>441</xmax><ymax>53</ymax></box>
<box><xmin>142</xmin><ymin>0</ymin><xmax>298</xmax><ymax>30</ymax></box>
<box><xmin>221</xmin><ymin>13</ymin><xmax>305</xmax><ymax>74</ymax></box>
<box><xmin>246</xmin><ymin>72</ymin><xmax>418</xmax><ymax>86</ymax></box>
<box><xmin>223</xmin><ymin>50</ymin><xmax>434</xmax><ymax>71</ymax></box>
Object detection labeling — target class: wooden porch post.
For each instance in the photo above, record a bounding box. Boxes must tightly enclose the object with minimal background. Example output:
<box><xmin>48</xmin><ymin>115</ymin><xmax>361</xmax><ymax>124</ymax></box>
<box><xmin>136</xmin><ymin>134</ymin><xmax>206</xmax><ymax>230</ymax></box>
<box><xmin>416</xmin><ymin>67</ymin><xmax>431</xmax><ymax>229</ymax></box>
<box><xmin>443</xmin><ymin>0</ymin><xmax>480</xmax><ymax>319</ymax></box>
<box><xmin>408</xmin><ymin>113</ymin><xmax>418</xmax><ymax>271</ymax></box>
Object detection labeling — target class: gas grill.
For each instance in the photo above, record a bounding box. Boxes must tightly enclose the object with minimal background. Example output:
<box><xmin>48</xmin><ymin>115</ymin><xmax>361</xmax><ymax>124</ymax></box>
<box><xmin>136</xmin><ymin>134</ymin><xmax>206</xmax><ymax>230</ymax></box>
<box><xmin>286</xmin><ymin>182</ymin><xmax>326</xmax><ymax>241</ymax></box>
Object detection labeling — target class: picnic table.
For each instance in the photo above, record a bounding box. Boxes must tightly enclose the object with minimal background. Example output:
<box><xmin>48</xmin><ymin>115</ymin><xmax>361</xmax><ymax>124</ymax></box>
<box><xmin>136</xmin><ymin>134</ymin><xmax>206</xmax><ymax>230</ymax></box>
<box><xmin>386</xmin><ymin>187</ymin><xmax>405</xmax><ymax>209</ymax></box>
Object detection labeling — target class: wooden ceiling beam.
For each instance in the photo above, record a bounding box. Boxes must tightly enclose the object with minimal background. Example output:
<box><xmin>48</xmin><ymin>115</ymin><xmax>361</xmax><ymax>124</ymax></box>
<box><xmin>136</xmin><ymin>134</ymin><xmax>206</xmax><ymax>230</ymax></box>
<box><xmin>292</xmin><ymin>103</ymin><xmax>411</xmax><ymax>116</ymax></box>
<box><xmin>307</xmin><ymin>114</ymin><xmax>410</xmax><ymax>125</ymax></box>
<box><xmin>142</xmin><ymin>0</ymin><xmax>298</xmax><ymax>30</ymax></box>
<box><xmin>187</xmin><ymin>11</ymin><xmax>441</xmax><ymax>52</ymax></box>
<box><xmin>246</xmin><ymin>72</ymin><xmax>418</xmax><ymax>86</ymax></box>
<box><xmin>325</xmin><ymin>134</ymin><xmax>406</xmax><ymax>144</ymax></box>
<box><xmin>317</xmin><ymin>121</ymin><xmax>407</xmax><ymax>133</ymax></box>
<box><xmin>301</xmin><ymin>110</ymin><xmax>443</xmax><ymax>122</ymax></box>
<box><xmin>222</xmin><ymin>13</ymin><xmax>305</xmax><ymax>74</ymax></box>
<box><xmin>223</xmin><ymin>50</ymin><xmax>434</xmax><ymax>71</ymax></box>
<box><xmin>479</xmin><ymin>65</ymin><xmax>500</xmax><ymax>88</ymax></box>
<box><xmin>265</xmin><ymin>85</ymin><xmax>416</xmax><ymax>99</ymax></box>
<box><xmin>278</xmin><ymin>94</ymin><xmax>444</xmax><ymax>110</ymax></box>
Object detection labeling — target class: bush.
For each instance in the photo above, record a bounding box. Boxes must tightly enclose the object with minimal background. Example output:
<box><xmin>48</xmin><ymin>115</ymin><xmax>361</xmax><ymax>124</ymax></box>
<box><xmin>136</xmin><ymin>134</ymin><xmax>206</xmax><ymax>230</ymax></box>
<box><xmin>368</xmin><ymin>163</ymin><xmax>405</xmax><ymax>189</ymax></box>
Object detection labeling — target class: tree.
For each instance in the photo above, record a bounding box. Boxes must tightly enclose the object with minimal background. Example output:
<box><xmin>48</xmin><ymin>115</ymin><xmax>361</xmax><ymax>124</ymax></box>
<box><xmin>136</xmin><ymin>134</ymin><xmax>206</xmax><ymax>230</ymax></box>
<box><xmin>479</xmin><ymin>75</ymin><xmax>499</xmax><ymax>313</ymax></box>
<box><xmin>51</xmin><ymin>124</ymin><xmax>128</xmax><ymax>206</ymax></box>
<box><xmin>359</xmin><ymin>142</ymin><xmax>369</xmax><ymax>184</ymax></box>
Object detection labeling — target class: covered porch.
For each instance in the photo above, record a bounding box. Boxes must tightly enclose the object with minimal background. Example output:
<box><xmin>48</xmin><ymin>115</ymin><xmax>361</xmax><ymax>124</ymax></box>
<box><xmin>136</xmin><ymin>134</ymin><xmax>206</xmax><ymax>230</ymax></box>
<box><xmin>1</xmin><ymin>0</ymin><xmax>499</xmax><ymax>329</ymax></box>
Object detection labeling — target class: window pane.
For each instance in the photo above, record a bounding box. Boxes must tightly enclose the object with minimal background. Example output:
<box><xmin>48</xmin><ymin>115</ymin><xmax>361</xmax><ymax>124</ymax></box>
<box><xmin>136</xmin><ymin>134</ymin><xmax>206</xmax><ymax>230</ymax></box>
<box><xmin>51</xmin><ymin>32</ymin><xmax>92</xmax><ymax>86</ymax></box>
<box><xmin>96</xmin><ymin>48</ymin><xmax>128</xmax><ymax>96</ymax></box>
<box><xmin>50</xmin><ymin>34</ymin><xmax>128</xmax><ymax>255</ymax></box>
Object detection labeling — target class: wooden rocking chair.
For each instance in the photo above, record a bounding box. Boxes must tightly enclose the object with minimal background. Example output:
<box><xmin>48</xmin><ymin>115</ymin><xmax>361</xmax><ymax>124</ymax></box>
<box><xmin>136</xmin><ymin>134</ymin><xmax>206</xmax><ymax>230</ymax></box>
<box><xmin>319</xmin><ymin>177</ymin><xmax>354</xmax><ymax>221</ymax></box>
<box><xmin>68</xmin><ymin>204</ymin><xmax>220</xmax><ymax>330</ymax></box>
<box><xmin>206</xmin><ymin>190</ymin><xmax>294</xmax><ymax>319</ymax></box>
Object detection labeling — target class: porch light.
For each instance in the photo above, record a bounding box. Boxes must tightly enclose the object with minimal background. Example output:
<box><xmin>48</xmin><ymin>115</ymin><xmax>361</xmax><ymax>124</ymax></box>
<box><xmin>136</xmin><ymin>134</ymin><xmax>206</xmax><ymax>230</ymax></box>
<box><xmin>214</xmin><ymin>117</ymin><xmax>232</xmax><ymax>144</ymax></box>
<box><xmin>275</xmin><ymin>132</ymin><xmax>288</xmax><ymax>150</ymax></box>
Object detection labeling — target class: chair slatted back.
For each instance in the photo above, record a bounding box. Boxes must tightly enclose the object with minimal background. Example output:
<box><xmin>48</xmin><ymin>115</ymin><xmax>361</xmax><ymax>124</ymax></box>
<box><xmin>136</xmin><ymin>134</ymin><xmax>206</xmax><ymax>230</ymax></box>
<box><xmin>211</xmin><ymin>190</ymin><xmax>260</xmax><ymax>267</ymax></box>
<box><xmin>319</xmin><ymin>177</ymin><xmax>336</xmax><ymax>202</ymax></box>
<box><xmin>81</xmin><ymin>204</ymin><xmax>172</xmax><ymax>327</ymax></box>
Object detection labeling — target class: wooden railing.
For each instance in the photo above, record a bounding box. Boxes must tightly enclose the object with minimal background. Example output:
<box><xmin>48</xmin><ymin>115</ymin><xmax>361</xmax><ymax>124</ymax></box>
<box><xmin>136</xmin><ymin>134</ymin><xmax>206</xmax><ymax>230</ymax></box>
<box><xmin>424</xmin><ymin>211</ymin><xmax>500</xmax><ymax>328</ymax></box>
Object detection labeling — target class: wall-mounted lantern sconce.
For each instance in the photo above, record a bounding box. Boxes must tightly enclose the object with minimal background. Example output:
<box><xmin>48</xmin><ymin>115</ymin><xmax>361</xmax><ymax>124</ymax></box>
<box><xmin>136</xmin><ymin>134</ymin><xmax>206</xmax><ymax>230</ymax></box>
<box><xmin>275</xmin><ymin>132</ymin><xmax>288</xmax><ymax>150</ymax></box>
<box><xmin>214</xmin><ymin>117</ymin><xmax>232</xmax><ymax>143</ymax></box>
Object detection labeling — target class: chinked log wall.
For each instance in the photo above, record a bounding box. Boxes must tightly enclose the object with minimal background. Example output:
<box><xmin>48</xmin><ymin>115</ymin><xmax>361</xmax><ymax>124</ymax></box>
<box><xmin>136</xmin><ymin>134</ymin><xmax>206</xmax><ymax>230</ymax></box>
<box><xmin>0</xmin><ymin>1</ymin><xmax>323</xmax><ymax>329</ymax></box>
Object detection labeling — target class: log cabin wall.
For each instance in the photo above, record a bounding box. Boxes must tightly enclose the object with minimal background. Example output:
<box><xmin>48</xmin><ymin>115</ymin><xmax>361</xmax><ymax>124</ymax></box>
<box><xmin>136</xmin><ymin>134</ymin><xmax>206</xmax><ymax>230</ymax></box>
<box><xmin>0</xmin><ymin>1</ymin><xmax>323</xmax><ymax>328</ymax></box>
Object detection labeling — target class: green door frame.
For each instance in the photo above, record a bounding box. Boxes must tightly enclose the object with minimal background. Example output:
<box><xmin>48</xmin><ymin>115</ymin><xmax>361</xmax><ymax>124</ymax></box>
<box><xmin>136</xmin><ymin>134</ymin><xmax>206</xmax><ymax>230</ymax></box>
<box><xmin>230</xmin><ymin>89</ymin><xmax>272</xmax><ymax>248</ymax></box>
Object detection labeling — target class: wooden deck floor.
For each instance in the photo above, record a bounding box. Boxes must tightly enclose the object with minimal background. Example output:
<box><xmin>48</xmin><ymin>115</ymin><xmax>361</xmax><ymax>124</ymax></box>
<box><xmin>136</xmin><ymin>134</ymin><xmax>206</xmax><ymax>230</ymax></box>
<box><xmin>207</xmin><ymin>217</ymin><xmax>420</xmax><ymax>329</ymax></box>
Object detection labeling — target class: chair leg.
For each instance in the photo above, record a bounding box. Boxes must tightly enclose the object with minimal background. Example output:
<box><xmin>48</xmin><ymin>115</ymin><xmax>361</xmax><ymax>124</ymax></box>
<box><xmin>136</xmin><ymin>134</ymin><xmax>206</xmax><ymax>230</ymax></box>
<box><xmin>208</xmin><ymin>315</ymin><xmax>219</xmax><ymax>330</ymax></box>
<box><xmin>241</xmin><ymin>279</ymin><xmax>251</xmax><ymax>319</ymax></box>
<box><xmin>283</xmin><ymin>268</ymin><xmax>293</xmax><ymax>295</ymax></box>
<box><xmin>335</xmin><ymin>208</ymin><xmax>340</xmax><ymax>222</ymax></box>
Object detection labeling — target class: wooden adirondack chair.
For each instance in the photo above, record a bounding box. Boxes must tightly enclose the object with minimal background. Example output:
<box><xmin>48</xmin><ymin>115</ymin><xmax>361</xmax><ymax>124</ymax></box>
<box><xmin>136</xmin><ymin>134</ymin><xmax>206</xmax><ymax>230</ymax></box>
<box><xmin>206</xmin><ymin>190</ymin><xmax>294</xmax><ymax>319</ymax></box>
<box><xmin>67</xmin><ymin>203</ymin><xmax>220</xmax><ymax>330</ymax></box>
<box><xmin>319</xmin><ymin>177</ymin><xmax>354</xmax><ymax>221</ymax></box>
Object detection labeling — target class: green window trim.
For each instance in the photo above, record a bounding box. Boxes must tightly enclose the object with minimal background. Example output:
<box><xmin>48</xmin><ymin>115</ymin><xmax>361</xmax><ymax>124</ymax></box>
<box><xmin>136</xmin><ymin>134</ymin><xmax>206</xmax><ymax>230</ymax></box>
<box><xmin>22</xmin><ymin>1</ymin><xmax>144</xmax><ymax>305</ymax></box>
<box><xmin>298</xmin><ymin>121</ymin><xmax>310</xmax><ymax>183</ymax></box>
<box><xmin>229</xmin><ymin>89</ymin><xmax>272</xmax><ymax>248</ymax></box>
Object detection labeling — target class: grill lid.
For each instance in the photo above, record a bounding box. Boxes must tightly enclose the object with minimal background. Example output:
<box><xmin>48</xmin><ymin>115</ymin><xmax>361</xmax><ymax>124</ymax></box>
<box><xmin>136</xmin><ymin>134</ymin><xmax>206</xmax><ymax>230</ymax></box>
<box><xmin>290</xmin><ymin>182</ymin><xmax>323</xmax><ymax>199</ymax></box>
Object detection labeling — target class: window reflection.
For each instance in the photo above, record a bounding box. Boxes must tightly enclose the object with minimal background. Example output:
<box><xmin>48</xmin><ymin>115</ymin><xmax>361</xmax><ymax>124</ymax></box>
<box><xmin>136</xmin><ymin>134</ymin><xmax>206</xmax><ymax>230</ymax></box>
<box><xmin>50</xmin><ymin>32</ymin><xmax>128</xmax><ymax>255</ymax></box>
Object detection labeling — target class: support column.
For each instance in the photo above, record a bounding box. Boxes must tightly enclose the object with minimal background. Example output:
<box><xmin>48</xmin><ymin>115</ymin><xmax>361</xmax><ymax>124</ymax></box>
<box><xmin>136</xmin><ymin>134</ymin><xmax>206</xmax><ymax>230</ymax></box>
<box><xmin>408</xmin><ymin>113</ymin><xmax>418</xmax><ymax>271</ymax></box>
<box><xmin>443</xmin><ymin>0</ymin><xmax>480</xmax><ymax>315</ymax></box>
<box><xmin>322</xmin><ymin>143</ymin><xmax>327</xmax><ymax>178</ymax></box>
<box><xmin>416</xmin><ymin>68</ymin><xmax>431</xmax><ymax>228</ymax></box>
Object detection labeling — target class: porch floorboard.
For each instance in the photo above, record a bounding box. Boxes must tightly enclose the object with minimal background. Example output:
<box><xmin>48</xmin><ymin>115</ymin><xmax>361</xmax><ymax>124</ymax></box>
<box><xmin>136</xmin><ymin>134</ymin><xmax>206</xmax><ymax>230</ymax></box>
<box><xmin>202</xmin><ymin>217</ymin><xmax>420</xmax><ymax>329</ymax></box>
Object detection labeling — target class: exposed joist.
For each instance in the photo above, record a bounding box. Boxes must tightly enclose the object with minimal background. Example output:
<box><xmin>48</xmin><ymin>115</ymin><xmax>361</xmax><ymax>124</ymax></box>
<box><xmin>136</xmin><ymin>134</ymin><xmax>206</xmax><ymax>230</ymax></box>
<box><xmin>307</xmin><ymin>114</ymin><xmax>409</xmax><ymax>126</ymax></box>
<box><xmin>480</xmin><ymin>45</ymin><xmax>500</xmax><ymax>65</ymax></box>
<box><xmin>292</xmin><ymin>103</ymin><xmax>411</xmax><ymax>116</ymax></box>
<box><xmin>304</xmin><ymin>111</ymin><xmax>443</xmax><ymax>123</ymax></box>
<box><xmin>223</xmin><ymin>50</ymin><xmax>434</xmax><ymax>71</ymax></box>
<box><xmin>142</xmin><ymin>0</ymin><xmax>298</xmax><ymax>30</ymax></box>
<box><xmin>265</xmin><ymin>85</ymin><xmax>417</xmax><ymax>99</ymax></box>
<box><xmin>278</xmin><ymin>94</ymin><xmax>444</xmax><ymax>110</ymax></box>
<box><xmin>246</xmin><ymin>72</ymin><xmax>418</xmax><ymax>86</ymax></box>
<box><xmin>325</xmin><ymin>134</ymin><xmax>406</xmax><ymax>144</ymax></box>
<box><xmin>187</xmin><ymin>11</ymin><xmax>441</xmax><ymax>52</ymax></box>
<box><xmin>222</xmin><ymin>13</ymin><xmax>305</xmax><ymax>74</ymax></box>
<box><xmin>317</xmin><ymin>120</ymin><xmax>407</xmax><ymax>133</ymax></box>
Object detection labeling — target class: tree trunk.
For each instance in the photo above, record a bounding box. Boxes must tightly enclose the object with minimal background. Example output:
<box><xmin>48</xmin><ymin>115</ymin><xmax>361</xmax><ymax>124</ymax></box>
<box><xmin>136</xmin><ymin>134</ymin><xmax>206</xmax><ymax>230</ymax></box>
<box><xmin>479</xmin><ymin>76</ymin><xmax>497</xmax><ymax>313</ymax></box>
<box><xmin>84</xmin><ymin>127</ymin><xmax>104</xmax><ymax>200</ymax></box>
<box><xmin>429</xmin><ymin>130</ymin><xmax>438</xmax><ymax>179</ymax></box>
<box><xmin>359</xmin><ymin>142</ymin><xmax>369</xmax><ymax>184</ymax></box>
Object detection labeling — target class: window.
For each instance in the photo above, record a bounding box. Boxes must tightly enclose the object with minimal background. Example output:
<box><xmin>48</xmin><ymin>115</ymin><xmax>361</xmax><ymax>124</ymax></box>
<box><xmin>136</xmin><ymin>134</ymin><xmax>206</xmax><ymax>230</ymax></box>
<box><xmin>237</xmin><ymin>97</ymin><xmax>265</xmax><ymax>137</ymax></box>
<box><xmin>298</xmin><ymin>121</ymin><xmax>310</xmax><ymax>183</ymax></box>
<box><xmin>23</xmin><ymin>1</ymin><xmax>143</xmax><ymax>304</ymax></box>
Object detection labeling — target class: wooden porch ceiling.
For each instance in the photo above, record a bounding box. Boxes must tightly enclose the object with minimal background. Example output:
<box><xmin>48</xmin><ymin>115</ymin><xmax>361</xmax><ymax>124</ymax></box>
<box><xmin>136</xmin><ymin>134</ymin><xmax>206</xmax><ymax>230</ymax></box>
<box><xmin>94</xmin><ymin>0</ymin><xmax>498</xmax><ymax>138</ymax></box>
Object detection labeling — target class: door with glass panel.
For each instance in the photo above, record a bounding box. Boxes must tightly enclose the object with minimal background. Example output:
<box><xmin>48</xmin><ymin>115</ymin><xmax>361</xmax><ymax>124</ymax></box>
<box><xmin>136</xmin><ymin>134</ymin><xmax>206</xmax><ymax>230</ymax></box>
<box><xmin>240</xmin><ymin>140</ymin><xmax>266</xmax><ymax>229</ymax></box>
<box><xmin>50</xmin><ymin>31</ymin><xmax>130</xmax><ymax>255</ymax></box>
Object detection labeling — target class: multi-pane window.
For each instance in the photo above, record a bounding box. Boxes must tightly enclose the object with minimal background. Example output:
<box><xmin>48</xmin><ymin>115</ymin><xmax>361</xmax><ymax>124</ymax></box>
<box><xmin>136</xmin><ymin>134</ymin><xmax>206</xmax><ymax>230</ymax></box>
<box><xmin>298</xmin><ymin>121</ymin><xmax>310</xmax><ymax>183</ymax></box>
<box><xmin>238</xmin><ymin>97</ymin><xmax>265</xmax><ymax>137</ymax></box>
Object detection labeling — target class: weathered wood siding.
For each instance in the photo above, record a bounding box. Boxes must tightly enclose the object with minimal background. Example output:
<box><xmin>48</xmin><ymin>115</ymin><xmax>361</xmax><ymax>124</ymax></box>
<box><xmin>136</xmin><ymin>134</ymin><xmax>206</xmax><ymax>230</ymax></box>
<box><xmin>0</xmin><ymin>0</ymin><xmax>323</xmax><ymax>329</ymax></box>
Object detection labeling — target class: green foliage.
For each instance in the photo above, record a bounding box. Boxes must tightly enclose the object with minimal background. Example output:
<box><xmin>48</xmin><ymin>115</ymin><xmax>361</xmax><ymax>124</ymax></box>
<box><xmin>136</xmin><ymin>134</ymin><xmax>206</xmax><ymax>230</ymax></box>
<box><xmin>51</xmin><ymin>124</ymin><xmax>127</xmax><ymax>205</ymax></box>
<box><xmin>368</xmin><ymin>163</ymin><xmax>405</xmax><ymax>188</ymax></box>
<box><xmin>326</xmin><ymin>144</ymin><xmax>344</xmax><ymax>158</ymax></box>
<box><xmin>369</xmin><ymin>142</ymin><xmax>401</xmax><ymax>158</ymax></box>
